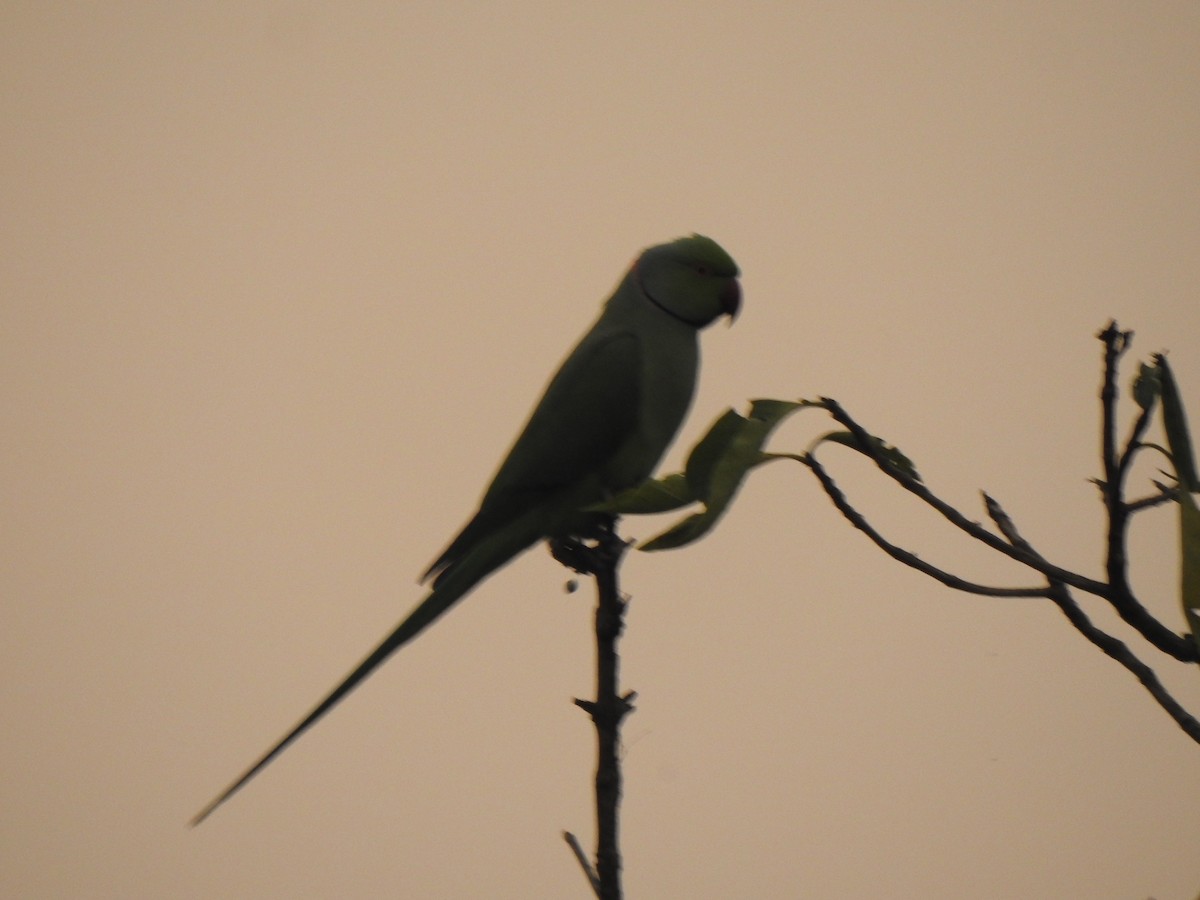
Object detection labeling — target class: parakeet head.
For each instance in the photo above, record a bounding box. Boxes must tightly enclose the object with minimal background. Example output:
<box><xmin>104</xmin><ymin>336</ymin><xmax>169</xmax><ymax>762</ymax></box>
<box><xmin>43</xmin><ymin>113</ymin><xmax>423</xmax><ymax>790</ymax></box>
<box><xmin>634</xmin><ymin>234</ymin><xmax>741</xmax><ymax>327</ymax></box>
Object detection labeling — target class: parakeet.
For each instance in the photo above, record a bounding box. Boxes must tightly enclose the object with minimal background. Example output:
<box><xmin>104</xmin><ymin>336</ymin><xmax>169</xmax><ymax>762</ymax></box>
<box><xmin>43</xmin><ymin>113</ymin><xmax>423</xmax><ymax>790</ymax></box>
<box><xmin>191</xmin><ymin>234</ymin><xmax>740</xmax><ymax>824</ymax></box>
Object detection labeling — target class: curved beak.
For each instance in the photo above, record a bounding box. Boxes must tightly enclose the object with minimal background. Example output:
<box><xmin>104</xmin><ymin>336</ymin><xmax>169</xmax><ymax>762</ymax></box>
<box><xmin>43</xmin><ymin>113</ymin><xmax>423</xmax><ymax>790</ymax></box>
<box><xmin>720</xmin><ymin>278</ymin><xmax>741</xmax><ymax>323</ymax></box>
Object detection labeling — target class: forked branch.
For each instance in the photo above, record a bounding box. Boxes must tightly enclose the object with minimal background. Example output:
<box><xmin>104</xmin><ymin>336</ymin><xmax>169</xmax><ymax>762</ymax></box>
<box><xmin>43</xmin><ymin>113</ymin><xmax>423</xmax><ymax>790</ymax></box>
<box><xmin>797</xmin><ymin>322</ymin><xmax>1199</xmax><ymax>743</ymax></box>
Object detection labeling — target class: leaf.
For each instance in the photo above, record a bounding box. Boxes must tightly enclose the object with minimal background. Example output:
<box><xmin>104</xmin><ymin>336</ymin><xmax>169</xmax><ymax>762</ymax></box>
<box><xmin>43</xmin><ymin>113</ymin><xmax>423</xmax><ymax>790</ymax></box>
<box><xmin>591</xmin><ymin>472</ymin><xmax>694</xmax><ymax>515</ymax></box>
<box><xmin>748</xmin><ymin>398</ymin><xmax>810</xmax><ymax>430</ymax></box>
<box><xmin>1149</xmin><ymin>353</ymin><xmax>1200</xmax><ymax>655</ymax></box>
<box><xmin>682</xmin><ymin>409</ymin><xmax>750</xmax><ymax>500</ymax></box>
<box><xmin>1156</xmin><ymin>353</ymin><xmax>1199</xmax><ymax>491</ymax></box>
<box><xmin>639</xmin><ymin>399</ymin><xmax>803</xmax><ymax>552</ymax></box>
<box><xmin>1132</xmin><ymin>361</ymin><xmax>1161</xmax><ymax>412</ymax></box>
<box><xmin>636</xmin><ymin>509</ymin><xmax>717</xmax><ymax>552</ymax></box>
<box><xmin>1180</xmin><ymin>489</ymin><xmax>1200</xmax><ymax>659</ymax></box>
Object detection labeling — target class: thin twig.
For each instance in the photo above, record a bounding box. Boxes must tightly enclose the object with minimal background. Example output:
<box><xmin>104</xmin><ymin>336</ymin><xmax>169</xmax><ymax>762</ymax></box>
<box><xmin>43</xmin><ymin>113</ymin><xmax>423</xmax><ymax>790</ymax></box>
<box><xmin>973</xmin><ymin>471</ymin><xmax>1199</xmax><ymax>741</ymax></box>
<box><xmin>1125</xmin><ymin>484</ymin><xmax>1179</xmax><ymax>514</ymax></box>
<box><xmin>1117</xmin><ymin>403</ymin><xmax>1156</xmax><ymax>486</ymax></box>
<box><xmin>982</xmin><ymin>493</ymin><xmax>1025</xmax><ymax>547</ymax></box>
<box><xmin>1044</xmin><ymin>581</ymin><xmax>1200</xmax><ymax>743</ymax></box>
<box><xmin>801</xmin><ymin>454</ymin><xmax>1048</xmax><ymax>597</ymax></box>
<box><xmin>1100</xmin><ymin>322</ymin><xmax>1135</xmax><ymax>597</ymax></box>
<box><xmin>1093</xmin><ymin>326</ymin><xmax>1197</xmax><ymax>660</ymax></box>
<box><xmin>798</xmin><ymin>322</ymin><xmax>1200</xmax><ymax>744</ymax></box>
<box><xmin>815</xmin><ymin>397</ymin><xmax>1113</xmax><ymax>597</ymax></box>
<box><xmin>563</xmin><ymin>831</ymin><xmax>601</xmax><ymax>897</ymax></box>
<box><xmin>1098</xmin><ymin>320</ymin><xmax>1130</xmax><ymax>496</ymax></box>
<box><xmin>816</xmin><ymin>394</ymin><xmax>1196</xmax><ymax>662</ymax></box>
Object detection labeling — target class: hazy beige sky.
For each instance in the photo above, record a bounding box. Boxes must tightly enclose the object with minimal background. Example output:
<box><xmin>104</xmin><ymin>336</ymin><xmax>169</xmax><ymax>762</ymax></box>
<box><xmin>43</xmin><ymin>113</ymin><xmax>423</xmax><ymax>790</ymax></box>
<box><xmin>4</xmin><ymin>3</ymin><xmax>1199</xmax><ymax>898</ymax></box>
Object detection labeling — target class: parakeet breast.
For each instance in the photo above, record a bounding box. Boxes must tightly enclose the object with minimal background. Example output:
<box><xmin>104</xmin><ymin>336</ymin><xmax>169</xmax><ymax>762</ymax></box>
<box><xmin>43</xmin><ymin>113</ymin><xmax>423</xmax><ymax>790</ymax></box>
<box><xmin>599</xmin><ymin>294</ymin><xmax>700</xmax><ymax>493</ymax></box>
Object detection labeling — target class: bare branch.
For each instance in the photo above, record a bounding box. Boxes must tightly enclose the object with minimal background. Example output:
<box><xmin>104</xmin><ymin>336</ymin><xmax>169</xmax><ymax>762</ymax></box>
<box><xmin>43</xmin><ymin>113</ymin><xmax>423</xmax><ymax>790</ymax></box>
<box><xmin>803</xmin><ymin>454</ymin><xmax>1049</xmax><ymax>598</ymax></box>
<box><xmin>983</xmin><ymin>490</ymin><xmax>1198</xmax><ymax>737</ymax></box>
<box><xmin>1117</xmin><ymin>404</ymin><xmax>1156</xmax><ymax>484</ymax></box>
<box><xmin>1044</xmin><ymin>581</ymin><xmax>1200</xmax><ymax>743</ymax></box>
<box><xmin>815</xmin><ymin>397</ymin><xmax>1113</xmax><ymax>597</ymax></box>
<box><xmin>1099</xmin><ymin>321</ymin><xmax>1135</xmax><ymax>592</ymax></box>
<box><xmin>1125</xmin><ymin>484</ymin><xmax>1180</xmax><ymax>514</ymax></box>
<box><xmin>558</xmin><ymin>518</ymin><xmax>633</xmax><ymax>900</ymax></box>
<box><xmin>982</xmin><ymin>492</ymin><xmax>1024</xmax><ymax>547</ymax></box>
<box><xmin>813</xmin><ymin>394</ymin><xmax>1197</xmax><ymax>662</ymax></box>
<box><xmin>790</xmin><ymin>321</ymin><xmax>1199</xmax><ymax>745</ymax></box>
<box><xmin>1098</xmin><ymin>320</ymin><xmax>1132</xmax><ymax>501</ymax></box>
<box><xmin>1092</xmin><ymin>327</ymin><xmax>1198</xmax><ymax>660</ymax></box>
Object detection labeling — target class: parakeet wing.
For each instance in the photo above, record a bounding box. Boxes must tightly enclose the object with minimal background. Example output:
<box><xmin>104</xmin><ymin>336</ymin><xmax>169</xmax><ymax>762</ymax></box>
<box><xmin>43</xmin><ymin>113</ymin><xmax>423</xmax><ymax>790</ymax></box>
<box><xmin>424</xmin><ymin>330</ymin><xmax>641</xmax><ymax>583</ymax></box>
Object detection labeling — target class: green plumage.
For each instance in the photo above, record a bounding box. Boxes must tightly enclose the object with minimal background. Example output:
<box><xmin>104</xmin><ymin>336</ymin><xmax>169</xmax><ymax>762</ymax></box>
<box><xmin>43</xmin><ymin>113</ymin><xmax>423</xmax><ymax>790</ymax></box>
<box><xmin>192</xmin><ymin>234</ymin><xmax>740</xmax><ymax>824</ymax></box>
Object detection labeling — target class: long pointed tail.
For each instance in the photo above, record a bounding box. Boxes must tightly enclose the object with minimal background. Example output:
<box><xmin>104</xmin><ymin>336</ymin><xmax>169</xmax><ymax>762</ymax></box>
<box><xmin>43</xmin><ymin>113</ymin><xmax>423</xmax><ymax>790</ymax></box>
<box><xmin>190</xmin><ymin>514</ymin><xmax>548</xmax><ymax>826</ymax></box>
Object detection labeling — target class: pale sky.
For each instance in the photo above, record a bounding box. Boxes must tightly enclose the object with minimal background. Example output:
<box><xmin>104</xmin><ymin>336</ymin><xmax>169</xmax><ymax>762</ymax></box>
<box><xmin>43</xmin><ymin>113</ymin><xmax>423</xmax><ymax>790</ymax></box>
<box><xmin>4</xmin><ymin>3</ymin><xmax>1199</xmax><ymax>898</ymax></box>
